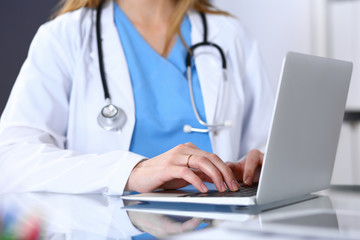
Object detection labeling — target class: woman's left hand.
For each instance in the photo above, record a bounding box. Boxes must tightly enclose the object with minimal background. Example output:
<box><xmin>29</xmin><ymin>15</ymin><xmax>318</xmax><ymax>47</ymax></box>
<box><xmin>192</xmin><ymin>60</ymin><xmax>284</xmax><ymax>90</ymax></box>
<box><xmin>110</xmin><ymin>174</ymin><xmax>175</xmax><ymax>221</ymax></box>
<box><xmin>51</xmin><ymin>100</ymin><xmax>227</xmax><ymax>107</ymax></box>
<box><xmin>225</xmin><ymin>149</ymin><xmax>264</xmax><ymax>186</ymax></box>
<box><xmin>193</xmin><ymin>149</ymin><xmax>264</xmax><ymax>187</ymax></box>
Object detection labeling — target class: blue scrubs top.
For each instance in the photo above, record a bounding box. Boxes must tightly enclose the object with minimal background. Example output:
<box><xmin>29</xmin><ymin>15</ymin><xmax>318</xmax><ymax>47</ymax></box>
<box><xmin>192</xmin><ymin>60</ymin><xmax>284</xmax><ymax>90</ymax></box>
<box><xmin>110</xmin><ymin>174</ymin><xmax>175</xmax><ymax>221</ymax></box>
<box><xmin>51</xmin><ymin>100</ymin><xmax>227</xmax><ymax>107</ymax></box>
<box><xmin>114</xmin><ymin>3</ymin><xmax>212</xmax><ymax>158</ymax></box>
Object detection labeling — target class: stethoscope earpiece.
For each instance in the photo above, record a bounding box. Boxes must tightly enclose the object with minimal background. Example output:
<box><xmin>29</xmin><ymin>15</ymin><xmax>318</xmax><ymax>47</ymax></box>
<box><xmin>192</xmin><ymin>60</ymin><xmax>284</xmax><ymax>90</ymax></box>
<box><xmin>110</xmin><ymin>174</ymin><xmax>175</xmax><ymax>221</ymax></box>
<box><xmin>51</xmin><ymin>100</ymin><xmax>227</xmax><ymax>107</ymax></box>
<box><xmin>183</xmin><ymin>120</ymin><xmax>232</xmax><ymax>134</ymax></box>
<box><xmin>183</xmin><ymin>125</ymin><xmax>209</xmax><ymax>133</ymax></box>
<box><xmin>224</xmin><ymin>120</ymin><xmax>232</xmax><ymax>128</ymax></box>
<box><xmin>97</xmin><ymin>103</ymin><xmax>127</xmax><ymax>132</ymax></box>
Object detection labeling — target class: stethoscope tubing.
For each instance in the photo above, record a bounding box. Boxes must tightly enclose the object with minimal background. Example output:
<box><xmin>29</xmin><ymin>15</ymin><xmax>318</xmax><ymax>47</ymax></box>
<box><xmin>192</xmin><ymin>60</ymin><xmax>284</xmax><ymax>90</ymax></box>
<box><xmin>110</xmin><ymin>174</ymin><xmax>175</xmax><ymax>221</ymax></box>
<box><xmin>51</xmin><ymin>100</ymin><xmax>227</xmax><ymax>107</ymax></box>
<box><xmin>186</xmin><ymin>42</ymin><xmax>227</xmax><ymax>70</ymax></box>
<box><xmin>96</xmin><ymin>1</ymin><xmax>231</xmax><ymax>133</ymax></box>
<box><xmin>184</xmin><ymin>12</ymin><xmax>230</xmax><ymax>131</ymax></box>
<box><xmin>96</xmin><ymin>0</ymin><xmax>110</xmax><ymax>101</ymax></box>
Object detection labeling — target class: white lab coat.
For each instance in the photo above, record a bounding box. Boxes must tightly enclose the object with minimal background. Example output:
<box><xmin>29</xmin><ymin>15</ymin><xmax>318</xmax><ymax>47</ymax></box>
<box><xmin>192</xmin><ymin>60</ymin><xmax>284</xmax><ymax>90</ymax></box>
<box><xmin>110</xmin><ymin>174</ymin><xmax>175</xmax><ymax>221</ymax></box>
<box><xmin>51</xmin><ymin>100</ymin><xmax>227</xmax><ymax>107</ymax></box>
<box><xmin>0</xmin><ymin>1</ymin><xmax>274</xmax><ymax>195</ymax></box>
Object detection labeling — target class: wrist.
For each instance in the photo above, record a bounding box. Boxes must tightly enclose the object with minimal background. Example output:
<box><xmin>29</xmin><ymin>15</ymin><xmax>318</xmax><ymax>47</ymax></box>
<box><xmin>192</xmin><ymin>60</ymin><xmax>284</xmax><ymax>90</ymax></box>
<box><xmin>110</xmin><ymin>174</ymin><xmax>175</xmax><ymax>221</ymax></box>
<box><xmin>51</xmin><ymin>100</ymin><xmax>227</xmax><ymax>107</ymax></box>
<box><xmin>125</xmin><ymin>158</ymin><xmax>147</xmax><ymax>191</ymax></box>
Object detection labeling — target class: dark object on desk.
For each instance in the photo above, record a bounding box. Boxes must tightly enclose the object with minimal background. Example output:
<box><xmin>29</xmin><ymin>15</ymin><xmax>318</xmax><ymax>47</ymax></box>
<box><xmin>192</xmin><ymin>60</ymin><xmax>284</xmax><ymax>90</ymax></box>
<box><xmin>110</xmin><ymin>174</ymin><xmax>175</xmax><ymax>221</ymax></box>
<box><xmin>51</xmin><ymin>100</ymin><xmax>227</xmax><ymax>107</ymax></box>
<box><xmin>343</xmin><ymin>111</ymin><xmax>360</xmax><ymax>122</ymax></box>
<box><xmin>330</xmin><ymin>184</ymin><xmax>360</xmax><ymax>192</ymax></box>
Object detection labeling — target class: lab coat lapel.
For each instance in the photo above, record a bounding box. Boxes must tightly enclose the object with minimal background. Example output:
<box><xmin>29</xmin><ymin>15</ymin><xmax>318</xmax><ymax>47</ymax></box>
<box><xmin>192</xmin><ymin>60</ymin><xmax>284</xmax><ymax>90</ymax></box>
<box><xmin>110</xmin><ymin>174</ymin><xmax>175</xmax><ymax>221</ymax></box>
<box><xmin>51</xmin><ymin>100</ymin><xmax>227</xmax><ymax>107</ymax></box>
<box><xmin>95</xmin><ymin>1</ymin><xmax>135</xmax><ymax>149</ymax></box>
<box><xmin>188</xmin><ymin>11</ymin><xmax>223</xmax><ymax>129</ymax></box>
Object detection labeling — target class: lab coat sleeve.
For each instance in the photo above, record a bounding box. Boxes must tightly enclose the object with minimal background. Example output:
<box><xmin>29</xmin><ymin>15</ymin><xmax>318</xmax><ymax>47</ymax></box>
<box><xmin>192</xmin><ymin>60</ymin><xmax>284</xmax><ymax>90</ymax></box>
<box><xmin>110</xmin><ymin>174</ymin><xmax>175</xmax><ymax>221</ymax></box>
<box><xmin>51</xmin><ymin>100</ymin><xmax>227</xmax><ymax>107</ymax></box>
<box><xmin>0</xmin><ymin>127</ymin><xmax>144</xmax><ymax>195</ymax></box>
<box><xmin>0</xmin><ymin>17</ymin><xmax>144</xmax><ymax>195</ymax></box>
<box><xmin>238</xmin><ymin>40</ymin><xmax>275</xmax><ymax>158</ymax></box>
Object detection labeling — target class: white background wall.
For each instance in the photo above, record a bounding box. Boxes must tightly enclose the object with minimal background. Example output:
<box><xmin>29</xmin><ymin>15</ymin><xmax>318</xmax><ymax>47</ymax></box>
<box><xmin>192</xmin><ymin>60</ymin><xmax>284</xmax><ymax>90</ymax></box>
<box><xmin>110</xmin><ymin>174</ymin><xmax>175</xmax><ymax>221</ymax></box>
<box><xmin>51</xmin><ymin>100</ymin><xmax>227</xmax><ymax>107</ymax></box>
<box><xmin>327</xmin><ymin>1</ymin><xmax>360</xmax><ymax>184</ymax></box>
<box><xmin>212</xmin><ymin>0</ymin><xmax>360</xmax><ymax>185</ymax></box>
<box><xmin>329</xmin><ymin>0</ymin><xmax>360</xmax><ymax>110</ymax></box>
<box><xmin>212</xmin><ymin>0</ymin><xmax>314</xmax><ymax>90</ymax></box>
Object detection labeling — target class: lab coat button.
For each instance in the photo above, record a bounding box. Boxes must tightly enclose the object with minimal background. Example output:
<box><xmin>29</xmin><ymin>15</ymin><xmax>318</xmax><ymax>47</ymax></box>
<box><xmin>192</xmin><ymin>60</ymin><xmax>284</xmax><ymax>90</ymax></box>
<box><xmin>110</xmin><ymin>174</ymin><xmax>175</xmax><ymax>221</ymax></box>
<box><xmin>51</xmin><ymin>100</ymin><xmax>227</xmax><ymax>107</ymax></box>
<box><xmin>214</xmin><ymin>130</ymin><xmax>219</xmax><ymax>136</ymax></box>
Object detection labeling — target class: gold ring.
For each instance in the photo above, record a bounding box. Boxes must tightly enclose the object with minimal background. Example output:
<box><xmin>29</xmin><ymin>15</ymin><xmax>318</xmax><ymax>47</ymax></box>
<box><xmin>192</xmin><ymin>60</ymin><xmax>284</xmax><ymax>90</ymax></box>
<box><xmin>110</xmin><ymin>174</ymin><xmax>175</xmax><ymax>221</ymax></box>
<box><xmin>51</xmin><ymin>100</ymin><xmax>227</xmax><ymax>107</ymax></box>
<box><xmin>187</xmin><ymin>154</ymin><xmax>193</xmax><ymax>168</ymax></box>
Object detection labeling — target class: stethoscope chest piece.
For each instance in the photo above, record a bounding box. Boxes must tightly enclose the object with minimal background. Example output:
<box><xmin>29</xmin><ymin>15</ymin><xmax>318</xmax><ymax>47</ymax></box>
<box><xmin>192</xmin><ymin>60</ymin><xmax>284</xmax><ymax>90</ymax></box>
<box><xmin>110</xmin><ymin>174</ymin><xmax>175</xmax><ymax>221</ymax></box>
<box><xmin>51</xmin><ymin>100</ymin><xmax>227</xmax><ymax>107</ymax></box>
<box><xmin>97</xmin><ymin>104</ymin><xmax>127</xmax><ymax>132</ymax></box>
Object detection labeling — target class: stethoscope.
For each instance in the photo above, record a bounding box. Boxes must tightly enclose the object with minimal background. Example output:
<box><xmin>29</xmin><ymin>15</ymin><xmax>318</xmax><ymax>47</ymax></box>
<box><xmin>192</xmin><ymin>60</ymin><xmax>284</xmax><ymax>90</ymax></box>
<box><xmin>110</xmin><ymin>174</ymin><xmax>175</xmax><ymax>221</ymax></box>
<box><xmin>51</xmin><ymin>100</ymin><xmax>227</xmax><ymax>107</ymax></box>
<box><xmin>96</xmin><ymin>0</ymin><xmax>232</xmax><ymax>133</ymax></box>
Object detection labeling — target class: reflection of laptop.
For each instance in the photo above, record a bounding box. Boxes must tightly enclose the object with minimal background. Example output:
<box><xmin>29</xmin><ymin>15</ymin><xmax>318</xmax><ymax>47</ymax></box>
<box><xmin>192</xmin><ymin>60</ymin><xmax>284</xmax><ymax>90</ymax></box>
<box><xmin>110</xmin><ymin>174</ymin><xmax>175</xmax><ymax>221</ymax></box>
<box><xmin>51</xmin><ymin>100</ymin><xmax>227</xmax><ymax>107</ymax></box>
<box><xmin>122</xmin><ymin>52</ymin><xmax>353</xmax><ymax>207</ymax></box>
<box><xmin>124</xmin><ymin>195</ymin><xmax>334</xmax><ymax>223</ymax></box>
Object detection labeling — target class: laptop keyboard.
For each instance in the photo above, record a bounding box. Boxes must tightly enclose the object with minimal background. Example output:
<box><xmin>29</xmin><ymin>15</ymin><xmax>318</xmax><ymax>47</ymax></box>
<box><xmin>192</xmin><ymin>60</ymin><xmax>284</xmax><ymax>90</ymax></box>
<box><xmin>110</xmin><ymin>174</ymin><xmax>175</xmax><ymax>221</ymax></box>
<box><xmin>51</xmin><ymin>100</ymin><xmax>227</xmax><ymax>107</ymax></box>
<box><xmin>180</xmin><ymin>183</ymin><xmax>258</xmax><ymax>198</ymax></box>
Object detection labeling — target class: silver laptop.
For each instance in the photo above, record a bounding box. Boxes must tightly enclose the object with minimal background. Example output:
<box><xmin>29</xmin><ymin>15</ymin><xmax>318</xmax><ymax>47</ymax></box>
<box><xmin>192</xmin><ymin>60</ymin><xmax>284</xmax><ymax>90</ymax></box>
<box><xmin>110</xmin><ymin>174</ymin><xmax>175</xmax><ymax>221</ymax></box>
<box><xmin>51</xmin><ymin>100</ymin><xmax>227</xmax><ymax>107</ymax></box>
<box><xmin>122</xmin><ymin>52</ymin><xmax>353</xmax><ymax>207</ymax></box>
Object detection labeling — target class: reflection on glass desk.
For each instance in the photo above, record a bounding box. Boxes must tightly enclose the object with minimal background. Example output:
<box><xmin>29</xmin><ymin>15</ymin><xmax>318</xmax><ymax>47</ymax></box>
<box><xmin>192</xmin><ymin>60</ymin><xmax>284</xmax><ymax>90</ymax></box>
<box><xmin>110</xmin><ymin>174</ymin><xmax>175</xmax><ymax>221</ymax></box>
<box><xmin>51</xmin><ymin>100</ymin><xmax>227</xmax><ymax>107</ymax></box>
<box><xmin>0</xmin><ymin>186</ymin><xmax>360</xmax><ymax>239</ymax></box>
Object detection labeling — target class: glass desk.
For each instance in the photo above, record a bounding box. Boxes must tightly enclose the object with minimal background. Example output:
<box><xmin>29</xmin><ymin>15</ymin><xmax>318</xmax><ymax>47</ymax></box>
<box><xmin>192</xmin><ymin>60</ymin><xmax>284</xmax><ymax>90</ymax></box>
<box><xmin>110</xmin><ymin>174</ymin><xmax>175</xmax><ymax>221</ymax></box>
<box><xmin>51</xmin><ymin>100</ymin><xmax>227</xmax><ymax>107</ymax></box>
<box><xmin>1</xmin><ymin>186</ymin><xmax>360</xmax><ymax>239</ymax></box>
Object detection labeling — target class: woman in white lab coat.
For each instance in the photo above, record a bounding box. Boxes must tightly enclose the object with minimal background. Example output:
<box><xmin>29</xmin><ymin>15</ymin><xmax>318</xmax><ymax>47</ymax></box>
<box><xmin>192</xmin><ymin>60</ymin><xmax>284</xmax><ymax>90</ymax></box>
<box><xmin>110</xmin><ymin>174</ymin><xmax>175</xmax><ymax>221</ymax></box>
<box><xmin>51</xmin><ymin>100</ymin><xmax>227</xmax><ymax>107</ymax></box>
<box><xmin>0</xmin><ymin>0</ymin><xmax>274</xmax><ymax>195</ymax></box>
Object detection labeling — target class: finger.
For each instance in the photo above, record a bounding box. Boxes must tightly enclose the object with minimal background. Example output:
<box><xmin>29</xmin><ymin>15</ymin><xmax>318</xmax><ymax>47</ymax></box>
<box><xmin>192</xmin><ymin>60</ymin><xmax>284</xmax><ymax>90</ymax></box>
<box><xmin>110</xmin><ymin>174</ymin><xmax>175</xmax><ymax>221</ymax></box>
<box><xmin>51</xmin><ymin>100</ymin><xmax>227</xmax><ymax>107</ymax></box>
<box><xmin>260</xmin><ymin>153</ymin><xmax>264</xmax><ymax>165</ymax></box>
<box><xmin>187</xmin><ymin>155</ymin><xmax>228</xmax><ymax>192</ymax></box>
<box><xmin>183</xmin><ymin>142</ymin><xmax>199</xmax><ymax>149</ymax></box>
<box><xmin>243</xmin><ymin>150</ymin><xmax>264</xmax><ymax>186</ymax></box>
<box><xmin>181</xmin><ymin>218</ymin><xmax>203</xmax><ymax>232</ymax></box>
<box><xmin>160</xmin><ymin>179</ymin><xmax>190</xmax><ymax>190</ymax></box>
<box><xmin>253</xmin><ymin>167</ymin><xmax>261</xmax><ymax>183</ymax></box>
<box><xmin>225</xmin><ymin>161</ymin><xmax>244</xmax><ymax>181</ymax></box>
<box><xmin>169</xmin><ymin>166</ymin><xmax>208</xmax><ymax>193</ymax></box>
<box><xmin>204</xmin><ymin>153</ymin><xmax>240</xmax><ymax>192</ymax></box>
<box><xmin>173</xmin><ymin>144</ymin><xmax>239</xmax><ymax>191</ymax></box>
<box><xmin>180</xmin><ymin>147</ymin><xmax>239</xmax><ymax>191</ymax></box>
<box><xmin>192</xmin><ymin>169</ymin><xmax>213</xmax><ymax>183</ymax></box>
<box><xmin>158</xmin><ymin>217</ymin><xmax>202</xmax><ymax>235</ymax></box>
<box><xmin>253</xmin><ymin>154</ymin><xmax>264</xmax><ymax>182</ymax></box>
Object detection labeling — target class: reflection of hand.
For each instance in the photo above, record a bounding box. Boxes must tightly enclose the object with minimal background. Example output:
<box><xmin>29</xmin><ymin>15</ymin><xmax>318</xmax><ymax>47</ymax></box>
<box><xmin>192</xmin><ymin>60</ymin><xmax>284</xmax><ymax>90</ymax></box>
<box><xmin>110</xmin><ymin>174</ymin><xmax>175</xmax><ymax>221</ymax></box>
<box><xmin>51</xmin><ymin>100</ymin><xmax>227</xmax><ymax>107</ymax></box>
<box><xmin>127</xmin><ymin>211</ymin><xmax>203</xmax><ymax>239</ymax></box>
<box><xmin>126</xmin><ymin>143</ymin><xmax>241</xmax><ymax>193</ymax></box>
<box><xmin>226</xmin><ymin>149</ymin><xmax>264</xmax><ymax>186</ymax></box>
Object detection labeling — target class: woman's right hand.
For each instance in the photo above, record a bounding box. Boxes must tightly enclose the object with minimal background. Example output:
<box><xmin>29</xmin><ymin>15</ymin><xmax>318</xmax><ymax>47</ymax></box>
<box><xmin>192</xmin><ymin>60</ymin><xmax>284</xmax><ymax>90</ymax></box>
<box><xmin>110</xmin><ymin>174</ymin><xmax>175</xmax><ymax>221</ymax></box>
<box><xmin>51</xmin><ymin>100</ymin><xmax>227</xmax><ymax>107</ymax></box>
<box><xmin>125</xmin><ymin>143</ymin><xmax>241</xmax><ymax>193</ymax></box>
<box><xmin>127</xmin><ymin>211</ymin><xmax>203</xmax><ymax>239</ymax></box>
